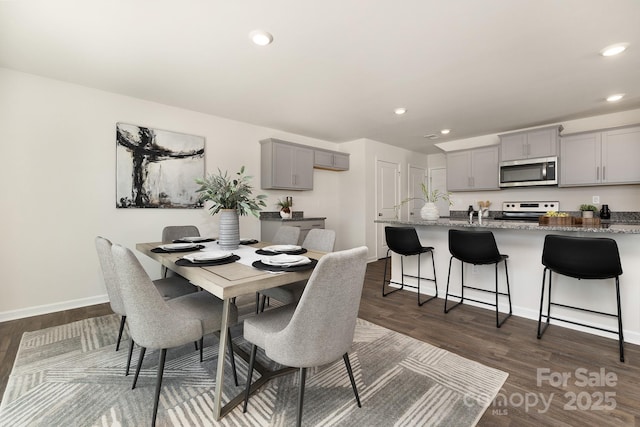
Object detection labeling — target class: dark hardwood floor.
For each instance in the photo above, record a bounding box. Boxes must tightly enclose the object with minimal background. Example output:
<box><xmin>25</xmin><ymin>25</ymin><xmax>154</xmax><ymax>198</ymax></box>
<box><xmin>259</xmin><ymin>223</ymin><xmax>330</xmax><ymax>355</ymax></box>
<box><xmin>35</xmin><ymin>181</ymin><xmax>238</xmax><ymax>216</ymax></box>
<box><xmin>1</xmin><ymin>260</ymin><xmax>638</xmax><ymax>426</ymax></box>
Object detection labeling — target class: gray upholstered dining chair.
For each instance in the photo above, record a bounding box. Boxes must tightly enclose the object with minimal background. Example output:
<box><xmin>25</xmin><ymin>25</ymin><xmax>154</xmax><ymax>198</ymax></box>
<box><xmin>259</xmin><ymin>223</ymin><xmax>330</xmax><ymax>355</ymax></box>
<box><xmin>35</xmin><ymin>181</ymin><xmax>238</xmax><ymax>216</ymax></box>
<box><xmin>111</xmin><ymin>243</ymin><xmax>239</xmax><ymax>427</ymax></box>
<box><xmin>254</xmin><ymin>225</ymin><xmax>302</xmax><ymax>311</ymax></box>
<box><xmin>161</xmin><ymin>225</ymin><xmax>201</xmax><ymax>279</ymax></box>
<box><xmin>271</xmin><ymin>225</ymin><xmax>301</xmax><ymax>245</ymax></box>
<box><xmin>243</xmin><ymin>246</ymin><xmax>368</xmax><ymax>427</ymax></box>
<box><xmin>94</xmin><ymin>236</ymin><xmax>197</xmax><ymax>355</ymax></box>
<box><xmin>258</xmin><ymin>228</ymin><xmax>336</xmax><ymax>311</ymax></box>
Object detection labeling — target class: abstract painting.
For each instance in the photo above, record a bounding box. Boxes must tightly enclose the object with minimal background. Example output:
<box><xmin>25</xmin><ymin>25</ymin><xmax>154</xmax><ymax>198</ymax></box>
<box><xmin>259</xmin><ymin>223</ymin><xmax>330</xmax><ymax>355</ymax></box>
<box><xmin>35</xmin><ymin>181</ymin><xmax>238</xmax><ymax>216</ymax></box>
<box><xmin>116</xmin><ymin>123</ymin><xmax>205</xmax><ymax>208</ymax></box>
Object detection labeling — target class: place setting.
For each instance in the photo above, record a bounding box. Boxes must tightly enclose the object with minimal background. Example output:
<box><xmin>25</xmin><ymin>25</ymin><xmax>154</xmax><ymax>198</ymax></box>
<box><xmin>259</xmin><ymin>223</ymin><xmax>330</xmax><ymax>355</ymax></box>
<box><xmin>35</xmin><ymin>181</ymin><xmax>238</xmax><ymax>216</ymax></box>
<box><xmin>151</xmin><ymin>242</ymin><xmax>205</xmax><ymax>253</ymax></box>
<box><xmin>172</xmin><ymin>236</ymin><xmax>216</xmax><ymax>243</ymax></box>
<box><xmin>175</xmin><ymin>250</ymin><xmax>240</xmax><ymax>266</ymax></box>
<box><xmin>255</xmin><ymin>244</ymin><xmax>307</xmax><ymax>255</ymax></box>
<box><xmin>252</xmin><ymin>253</ymin><xmax>317</xmax><ymax>272</ymax></box>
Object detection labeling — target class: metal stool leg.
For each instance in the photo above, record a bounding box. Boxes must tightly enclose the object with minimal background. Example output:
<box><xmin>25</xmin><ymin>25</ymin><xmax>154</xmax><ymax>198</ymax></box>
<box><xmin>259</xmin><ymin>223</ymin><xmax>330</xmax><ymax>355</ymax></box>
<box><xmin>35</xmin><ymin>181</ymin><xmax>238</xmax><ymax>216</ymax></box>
<box><xmin>444</xmin><ymin>257</ymin><xmax>464</xmax><ymax>313</ymax></box>
<box><xmin>615</xmin><ymin>277</ymin><xmax>624</xmax><ymax>362</ymax></box>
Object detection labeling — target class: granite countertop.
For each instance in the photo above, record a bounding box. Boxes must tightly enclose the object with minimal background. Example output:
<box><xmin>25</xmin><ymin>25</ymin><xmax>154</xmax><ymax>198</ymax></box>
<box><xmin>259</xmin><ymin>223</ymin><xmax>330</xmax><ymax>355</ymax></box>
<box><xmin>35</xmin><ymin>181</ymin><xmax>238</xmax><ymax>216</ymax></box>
<box><xmin>375</xmin><ymin>217</ymin><xmax>640</xmax><ymax>234</ymax></box>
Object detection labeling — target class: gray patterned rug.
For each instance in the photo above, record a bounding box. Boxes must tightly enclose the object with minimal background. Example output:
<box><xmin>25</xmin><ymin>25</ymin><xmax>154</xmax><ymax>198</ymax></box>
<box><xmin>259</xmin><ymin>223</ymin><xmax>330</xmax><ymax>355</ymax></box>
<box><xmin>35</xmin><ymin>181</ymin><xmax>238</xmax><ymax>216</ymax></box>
<box><xmin>0</xmin><ymin>315</ymin><xmax>507</xmax><ymax>426</ymax></box>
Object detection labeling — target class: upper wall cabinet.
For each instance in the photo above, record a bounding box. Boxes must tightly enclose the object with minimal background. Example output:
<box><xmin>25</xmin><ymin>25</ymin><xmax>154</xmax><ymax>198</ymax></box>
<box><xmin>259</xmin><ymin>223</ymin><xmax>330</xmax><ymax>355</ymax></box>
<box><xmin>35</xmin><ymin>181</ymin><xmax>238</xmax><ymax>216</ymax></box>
<box><xmin>260</xmin><ymin>138</ymin><xmax>314</xmax><ymax>190</ymax></box>
<box><xmin>446</xmin><ymin>145</ymin><xmax>500</xmax><ymax>191</ymax></box>
<box><xmin>314</xmin><ymin>149</ymin><xmax>350</xmax><ymax>171</ymax></box>
<box><xmin>499</xmin><ymin>125</ymin><xmax>562</xmax><ymax>161</ymax></box>
<box><xmin>560</xmin><ymin>125</ymin><xmax>640</xmax><ymax>187</ymax></box>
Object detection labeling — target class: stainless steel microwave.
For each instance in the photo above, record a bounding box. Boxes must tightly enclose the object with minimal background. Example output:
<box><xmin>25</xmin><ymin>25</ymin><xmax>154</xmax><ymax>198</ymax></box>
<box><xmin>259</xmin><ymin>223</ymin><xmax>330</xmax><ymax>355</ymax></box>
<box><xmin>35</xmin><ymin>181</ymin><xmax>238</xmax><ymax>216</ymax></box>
<box><xmin>499</xmin><ymin>156</ymin><xmax>558</xmax><ymax>187</ymax></box>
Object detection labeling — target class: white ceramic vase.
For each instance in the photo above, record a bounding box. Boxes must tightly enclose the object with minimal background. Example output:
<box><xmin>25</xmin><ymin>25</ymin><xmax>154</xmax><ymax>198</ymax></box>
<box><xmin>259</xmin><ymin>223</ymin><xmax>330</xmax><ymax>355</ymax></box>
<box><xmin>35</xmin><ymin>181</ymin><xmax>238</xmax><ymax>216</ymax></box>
<box><xmin>582</xmin><ymin>210</ymin><xmax>594</xmax><ymax>219</ymax></box>
<box><xmin>280</xmin><ymin>209</ymin><xmax>292</xmax><ymax>219</ymax></box>
<box><xmin>421</xmin><ymin>202</ymin><xmax>440</xmax><ymax>220</ymax></box>
<box><xmin>218</xmin><ymin>209</ymin><xmax>240</xmax><ymax>250</ymax></box>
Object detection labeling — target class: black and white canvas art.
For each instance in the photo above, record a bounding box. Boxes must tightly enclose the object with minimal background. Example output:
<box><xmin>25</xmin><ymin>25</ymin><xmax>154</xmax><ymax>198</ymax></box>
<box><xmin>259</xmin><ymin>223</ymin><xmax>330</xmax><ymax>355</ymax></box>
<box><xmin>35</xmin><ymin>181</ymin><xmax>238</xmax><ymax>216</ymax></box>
<box><xmin>116</xmin><ymin>123</ymin><xmax>205</xmax><ymax>208</ymax></box>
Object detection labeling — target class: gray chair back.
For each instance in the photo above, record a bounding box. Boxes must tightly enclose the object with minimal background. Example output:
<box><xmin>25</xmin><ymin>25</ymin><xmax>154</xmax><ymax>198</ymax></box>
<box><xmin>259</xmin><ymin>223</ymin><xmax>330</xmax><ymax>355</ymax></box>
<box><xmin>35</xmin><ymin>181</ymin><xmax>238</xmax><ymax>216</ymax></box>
<box><xmin>272</xmin><ymin>225</ymin><xmax>300</xmax><ymax>245</ymax></box>
<box><xmin>265</xmin><ymin>246</ymin><xmax>368</xmax><ymax>367</ymax></box>
<box><xmin>95</xmin><ymin>236</ymin><xmax>126</xmax><ymax>316</ymax></box>
<box><xmin>111</xmin><ymin>244</ymin><xmax>201</xmax><ymax>349</ymax></box>
<box><xmin>162</xmin><ymin>225</ymin><xmax>200</xmax><ymax>243</ymax></box>
<box><xmin>302</xmin><ymin>228</ymin><xmax>336</xmax><ymax>252</ymax></box>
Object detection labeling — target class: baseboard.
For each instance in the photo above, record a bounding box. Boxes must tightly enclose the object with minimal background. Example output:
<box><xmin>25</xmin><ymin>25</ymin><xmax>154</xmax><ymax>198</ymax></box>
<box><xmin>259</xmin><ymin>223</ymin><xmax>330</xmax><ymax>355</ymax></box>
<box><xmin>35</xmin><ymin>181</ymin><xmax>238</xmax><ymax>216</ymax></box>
<box><xmin>0</xmin><ymin>294</ymin><xmax>110</xmax><ymax>322</ymax></box>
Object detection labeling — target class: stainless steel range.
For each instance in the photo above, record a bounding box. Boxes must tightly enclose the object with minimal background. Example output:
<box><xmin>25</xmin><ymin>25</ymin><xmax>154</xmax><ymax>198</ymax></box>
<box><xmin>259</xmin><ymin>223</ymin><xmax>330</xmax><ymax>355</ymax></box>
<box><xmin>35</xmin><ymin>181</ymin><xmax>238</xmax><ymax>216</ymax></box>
<box><xmin>495</xmin><ymin>201</ymin><xmax>560</xmax><ymax>221</ymax></box>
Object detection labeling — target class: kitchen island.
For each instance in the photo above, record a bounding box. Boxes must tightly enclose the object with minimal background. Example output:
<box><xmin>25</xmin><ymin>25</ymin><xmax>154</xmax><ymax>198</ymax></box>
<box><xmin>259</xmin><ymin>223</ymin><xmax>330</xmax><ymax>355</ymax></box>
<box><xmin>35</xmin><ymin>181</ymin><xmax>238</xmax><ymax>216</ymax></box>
<box><xmin>375</xmin><ymin>217</ymin><xmax>640</xmax><ymax>345</ymax></box>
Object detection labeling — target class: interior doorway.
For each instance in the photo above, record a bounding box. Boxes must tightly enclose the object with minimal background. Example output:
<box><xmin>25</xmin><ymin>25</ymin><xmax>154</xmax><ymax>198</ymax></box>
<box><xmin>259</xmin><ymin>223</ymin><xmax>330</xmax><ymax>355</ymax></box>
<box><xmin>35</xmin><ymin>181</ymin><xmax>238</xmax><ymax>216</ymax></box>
<box><xmin>376</xmin><ymin>159</ymin><xmax>400</xmax><ymax>259</ymax></box>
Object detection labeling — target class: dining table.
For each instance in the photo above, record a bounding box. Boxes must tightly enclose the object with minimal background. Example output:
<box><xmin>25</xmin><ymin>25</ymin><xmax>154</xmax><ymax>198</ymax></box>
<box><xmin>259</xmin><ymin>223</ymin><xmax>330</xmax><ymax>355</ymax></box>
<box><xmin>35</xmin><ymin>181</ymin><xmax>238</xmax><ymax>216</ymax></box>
<box><xmin>136</xmin><ymin>240</ymin><xmax>325</xmax><ymax>420</ymax></box>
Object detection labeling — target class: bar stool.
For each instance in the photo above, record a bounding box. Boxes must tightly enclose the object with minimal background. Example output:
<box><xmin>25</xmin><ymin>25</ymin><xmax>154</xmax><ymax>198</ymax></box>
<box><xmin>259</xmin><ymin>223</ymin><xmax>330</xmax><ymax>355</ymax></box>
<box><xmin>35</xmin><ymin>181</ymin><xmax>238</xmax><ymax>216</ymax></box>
<box><xmin>382</xmin><ymin>226</ymin><xmax>437</xmax><ymax>306</ymax></box>
<box><xmin>537</xmin><ymin>234</ymin><xmax>624</xmax><ymax>362</ymax></box>
<box><xmin>444</xmin><ymin>229</ymin><xmax>512</xmax><ymax>327</ymax></box>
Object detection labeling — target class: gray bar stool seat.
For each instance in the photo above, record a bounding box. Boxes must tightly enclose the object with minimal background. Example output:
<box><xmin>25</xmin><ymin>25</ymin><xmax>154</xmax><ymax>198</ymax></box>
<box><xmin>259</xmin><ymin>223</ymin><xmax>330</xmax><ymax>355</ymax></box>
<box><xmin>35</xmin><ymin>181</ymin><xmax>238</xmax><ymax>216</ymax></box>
<box><xmin>537</xmin><ymin>234</ymin><xmax>624</xmax><ymax>362</ymax></box>
<box><xmin>444</xmin><ymin>229</ymin><xmax>512</xmax><ymax>327</ymax></box>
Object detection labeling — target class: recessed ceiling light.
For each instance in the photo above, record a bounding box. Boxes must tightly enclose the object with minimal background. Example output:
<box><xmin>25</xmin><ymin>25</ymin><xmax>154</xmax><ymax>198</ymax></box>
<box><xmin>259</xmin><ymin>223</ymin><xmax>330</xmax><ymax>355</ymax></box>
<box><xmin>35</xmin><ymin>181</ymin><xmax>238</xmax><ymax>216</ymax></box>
<box><xmin>249</xmin><ymin>30</ymin><xmax>273</xmax><ymax>46</ymax></box>
<box><xmin>440</xmin><ymin>129</ymin><xmax>451</xmax><ymax>135</ymax></box>
<box><xmin>606</xmin><ymin>93</ymin><xmax>625</xmax><ymax>102</ymax></box>
<box><xmin>600</xmin><ymin>43</ymin><xmax>628</xmax><ymax>57</ymax></box>
<box><xmin>394</xmin><ymin>107</ymin><xmax>407</xmax><ymax>115</ymax></box>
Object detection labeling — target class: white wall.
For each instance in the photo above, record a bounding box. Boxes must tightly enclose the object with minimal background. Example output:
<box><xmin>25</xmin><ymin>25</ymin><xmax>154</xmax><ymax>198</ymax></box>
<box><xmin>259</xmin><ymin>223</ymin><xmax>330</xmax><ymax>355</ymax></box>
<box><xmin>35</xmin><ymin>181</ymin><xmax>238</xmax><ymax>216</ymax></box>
<box><xmin>0</xmin><ymin>68</ymin><xmax>349</xmax><ymax>319</ymax></box>
<box><xmin>431</xmin><ymin>109</ymin><xmax>640</xmax><ymax>214</ymax></box>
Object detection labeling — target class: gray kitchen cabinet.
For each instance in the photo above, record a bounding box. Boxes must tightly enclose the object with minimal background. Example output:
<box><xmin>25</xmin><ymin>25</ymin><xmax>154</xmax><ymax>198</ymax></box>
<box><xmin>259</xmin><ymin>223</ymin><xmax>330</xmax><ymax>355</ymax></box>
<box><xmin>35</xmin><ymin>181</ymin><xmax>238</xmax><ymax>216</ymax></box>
<box><xmin>314</xmin><ymin>149</ymin><xmax>350</xmax><ymax>171</ymax></box>
<box><xmin>260</xmin><ymin>138</ymin><xmax>314</xmax><ymax>190</ymax></box>
<box><xmin>446</xmin><ymin>145</ymin><xmax>500</xmax><ymax>191</ymax></box>
<box><xmin>261</xmin><ymin>218</ymin><xmax>326</xmax><ymax>245</ymax></box>
<box><xmin>560</xmin><ymin>125</ymin><xmax>640</xmax><ymax>187</ymax></box>
<box><xmin>499</xmin><ymin>125</ymin><xmax>561</xmax><ymax>161</ymax></box>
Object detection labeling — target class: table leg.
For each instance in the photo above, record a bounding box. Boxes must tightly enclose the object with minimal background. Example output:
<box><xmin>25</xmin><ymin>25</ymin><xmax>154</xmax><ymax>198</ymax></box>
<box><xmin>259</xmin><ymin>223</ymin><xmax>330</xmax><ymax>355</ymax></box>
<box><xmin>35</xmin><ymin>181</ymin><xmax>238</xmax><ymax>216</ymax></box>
<box><xmin>213</xmin><ymin>298</ymin><xmax>231</xmax><ymax>420</ymax></box>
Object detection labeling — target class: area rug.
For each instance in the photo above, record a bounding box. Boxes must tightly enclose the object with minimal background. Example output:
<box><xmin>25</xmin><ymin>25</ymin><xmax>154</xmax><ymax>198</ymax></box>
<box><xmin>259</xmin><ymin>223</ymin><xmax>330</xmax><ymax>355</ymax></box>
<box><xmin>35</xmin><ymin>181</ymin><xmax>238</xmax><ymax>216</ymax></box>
<box><xmin>0</xmin><ymin>315</ymin><xmax>507</xmax><ymax>426</ymax></box>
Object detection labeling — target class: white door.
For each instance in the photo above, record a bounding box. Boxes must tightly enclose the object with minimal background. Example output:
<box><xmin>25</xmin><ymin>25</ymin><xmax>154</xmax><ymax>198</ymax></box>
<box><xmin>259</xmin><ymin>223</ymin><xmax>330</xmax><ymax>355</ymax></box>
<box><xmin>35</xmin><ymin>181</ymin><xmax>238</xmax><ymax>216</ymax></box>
<box><xmin>376</xmin><ymin>160</ymin><xmax>400</xmax><ymax>258</ymax></box>
<box><xmin>409</xmin><ymin>165</ymin><xmax>427</xmax><ymax>220</ymax></box>
<box><xmin>429</xmin><ymin>167</ymin><xmax>449</xmax><ymax>217</ymax></box>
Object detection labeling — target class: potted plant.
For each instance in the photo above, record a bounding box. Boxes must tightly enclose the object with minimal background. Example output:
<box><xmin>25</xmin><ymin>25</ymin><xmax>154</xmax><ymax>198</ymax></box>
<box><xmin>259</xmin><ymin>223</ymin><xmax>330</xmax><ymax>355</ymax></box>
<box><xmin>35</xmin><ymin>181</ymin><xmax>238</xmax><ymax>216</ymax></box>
<box><xmin>579</xmin><ymin>204</ymin><xmax>598</xmax><ymax>219</ymax></box>
<box><xmin>276</xmin><ymin>197</ymin><xmax>293</xmax><ymax>218</ymax></box>
<box><xmin>195</xmin><ymin>166</ymin><xmax>266</xmax><ymax>249</ymax></box>
<box><xmin>397</xmin><ymin>183</ymin><xmax>452</xmax><ymax>220</ymax></box>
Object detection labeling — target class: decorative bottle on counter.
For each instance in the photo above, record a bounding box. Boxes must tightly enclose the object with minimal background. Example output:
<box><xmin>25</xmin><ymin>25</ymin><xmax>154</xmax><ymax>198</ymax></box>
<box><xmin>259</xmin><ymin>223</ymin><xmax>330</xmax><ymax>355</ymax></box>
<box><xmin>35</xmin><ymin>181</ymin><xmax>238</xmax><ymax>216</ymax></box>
<box><xmin>600</xmin><ymin>204</ymin><xmax>611</xmax><ymax>219</ymax></box>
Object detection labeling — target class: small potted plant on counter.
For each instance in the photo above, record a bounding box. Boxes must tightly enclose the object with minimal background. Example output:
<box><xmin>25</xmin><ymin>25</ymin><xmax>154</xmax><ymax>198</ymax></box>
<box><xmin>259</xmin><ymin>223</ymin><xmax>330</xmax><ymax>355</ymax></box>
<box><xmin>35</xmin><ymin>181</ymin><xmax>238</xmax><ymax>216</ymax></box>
<box><xmin>396</xmin><ymin>183</ymin><xmax>452</xmax><ymax>221</ymax></box>
<box><xmin>579</xmin><ymin>204</ymin><xmax>598</xmax><ymax>219</ymax></box>
<box><xmin>276</xmin><ymin>197</ymin><xmax>293</xmax><ymax>218</ymax></box>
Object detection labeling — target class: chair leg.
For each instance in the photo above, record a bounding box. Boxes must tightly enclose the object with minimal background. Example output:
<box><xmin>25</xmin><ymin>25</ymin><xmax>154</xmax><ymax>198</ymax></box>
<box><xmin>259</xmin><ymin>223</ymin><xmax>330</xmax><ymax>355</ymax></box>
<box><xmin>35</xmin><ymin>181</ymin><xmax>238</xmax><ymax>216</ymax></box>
<box><xmin>417</xmin><ymin>252</ymin><xmax>438</xmax><ymax>306</ymax></box>
<box><xmin>259</xmin><ymin>295</ymin><xmax>267</xmax><ymax>313</ymax></box>
<box><xmin>343</xmin><ymin>353</ymin><xmax>361</xmax><ymax>407</ymax></box>
<box><xmin>132</xmin><ymin>347</ymin><xmax>146</xmax><ymax>389</ymax></box>
<box><xmin>537</xmin><ymin>268</ymin><xmax>551</xmax><ymax>339</ymax></box>
<box><xmin>615</xmin><ymin>277</ymin><xmax>625</xmax><ymax>362</ymax></box>
<box><xmin>151</xmin><ymin>348</ymin><xmax>167</xmax><ymax>427</ymax></box>
<box><xmin>382</xmin><ymin>249</ymin><xmax>402</xmax><ymax>297</ymax></box>
<box><xmin>199</xmin><ymin>337</ymin><xmax>204</xmax><ymax>362</ymax></box>
<box><xmin>494</xmin><ymin>260</ymin><xmax>512</xmax><ymax>328</ymax></box>
<box><xmin>242</xmin><ymin>345</ymin><xmax>258</xmax><ymax>413</ymax></box>
<box><xmin>296</xmin><ymin>367</ymin><xmax>307</xmax><ymax>427</ymax></box>
<box><xmin>125</xmin><ymin>339</ymin><xmax>135</xmax><ymax>376</ymax></box>
<box><xmin>444</xmin><ymin>257</ymin><xmax>463</xmax><ymax>313</ymax></box>
<box><xmin>226</xmin><ymin>328</ymin><xmax>239</xmax><ymax>386</ymax></box>
<box><xmin>116</xmin><ymin>315</ymin><xmax>126</xmax><ymax>351</ymax></box>
<box><xmin>255</xmin><ymin>292</ymin><xmax>260</xmax><ymax>314</ymax></box>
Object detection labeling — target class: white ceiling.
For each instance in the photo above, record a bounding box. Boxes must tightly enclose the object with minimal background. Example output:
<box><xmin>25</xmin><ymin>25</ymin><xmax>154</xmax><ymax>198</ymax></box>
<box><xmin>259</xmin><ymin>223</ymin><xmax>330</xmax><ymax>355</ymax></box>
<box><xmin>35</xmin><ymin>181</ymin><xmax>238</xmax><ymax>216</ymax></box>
<box><xmin>1</xmin><ymin>0</ymin><xmax>639</xmax><ymax>154</ymax></box>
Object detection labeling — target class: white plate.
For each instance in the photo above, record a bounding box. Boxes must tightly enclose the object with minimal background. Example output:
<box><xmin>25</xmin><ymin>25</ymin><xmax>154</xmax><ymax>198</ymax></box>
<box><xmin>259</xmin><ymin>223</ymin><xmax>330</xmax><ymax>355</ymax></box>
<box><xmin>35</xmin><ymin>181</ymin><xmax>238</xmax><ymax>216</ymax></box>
<box><xmin>261</xmin><ymin>244</ymin><xmax>302</xmax><ymax>253</ymax></box>
<box><xmin>183</xmin><ymin>251</ymin><xmax>233</xmax><ymax>263</ymax></box>
<box><xmin>261</xmin><ymin>254</ymin><xmax>310</xmax><ymax>267</ymax></box>
<box><xmin>159</xmin><ymin>243</ymin><xmax>198</xmax><ymax>251</ymax></box>
<box><xmin>179</xmin><ymin>236</ymin><xmax>210</xmax><ymax>242</ymax></box>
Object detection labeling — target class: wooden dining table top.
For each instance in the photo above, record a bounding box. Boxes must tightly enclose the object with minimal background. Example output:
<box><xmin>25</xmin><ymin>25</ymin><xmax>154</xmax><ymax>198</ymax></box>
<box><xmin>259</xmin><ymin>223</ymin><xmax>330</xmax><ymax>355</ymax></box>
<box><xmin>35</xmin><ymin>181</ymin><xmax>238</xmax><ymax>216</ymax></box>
<box><xmin>136</xmin><ymin>241</ymin><xmax>325</xmax><ymax>300</ymax></box>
